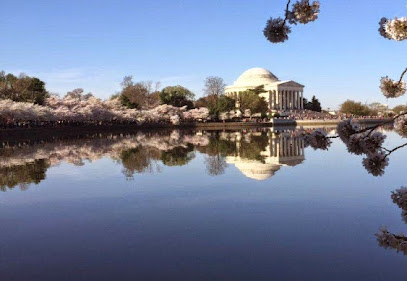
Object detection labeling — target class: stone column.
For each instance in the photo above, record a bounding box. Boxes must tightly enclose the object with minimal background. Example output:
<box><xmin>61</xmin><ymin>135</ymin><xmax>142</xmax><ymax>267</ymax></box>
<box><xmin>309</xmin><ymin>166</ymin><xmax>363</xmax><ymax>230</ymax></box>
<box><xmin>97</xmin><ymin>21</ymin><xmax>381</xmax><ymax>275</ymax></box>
<box><xmin>288</xmin><ymin>91</ymin><xmax>290</xmax><ymax>109</ymax></box>
<box><xmin>300</xmin><ymin>91</ymin><xmax>304</xmax><ymax>110</ymax></box>
<box><xmin>281</xmin><ymin>90</ymin><xmax>285</xmax><ymax>110</ymax></box>
<box><xmin>279</xmin><ymin>90</ymin><xmax>282</xmax><ymax>111</ymax></box>
<box><xmin>274</xmin><ymin>90</ymin><xmax>277</xmax><ymax>110</ymax></box>
<box><xmin>292</xmin><ymin>91</ymin><xmax>295</xmax><ymax>109</ymax></box>
<box><xmin>288</xmin><ymin>91</ymin><xmax>291</xmax><ymax>109</ymax></box>
<box><xmin>299</xmin><ymin>91</ymin><xmax>302</xmax><ymax>109</ymax></box>
<box><xmin>272</xmin><ymin>90</ymin><xmax>275</xmax><ymax>109</ymax></box>
<box><xmin>298</xmin><ymin>91</ymin><xmax>301</xmax><ymax>109</ymax></box>
<box><xmin>286</xmin><ymin>91</ymin><xmax>289</xmax><ymax>109</ymax></box>
<box><xmin>290</xmin><ymin>91</ymin><xmax>293</xmax><ymax>109</ymax></box>
<box><xmin>287</xmin><ymin>91</ymin><xmax>290</xmax><ymax>109</ymax></box>
<box><xmin>294</xmin><ymin>91</ymin><xmax>297</xmax><ymax>109</ymax></box>
<box><xmin>272</xmin><ymin>90</ymin><xmax>275</xmax><ymax>110</ymax></box>
<box><xmin>295</xmin><ymin>91</ymin><xmax>298</xmax><ymax>109</ymax></box>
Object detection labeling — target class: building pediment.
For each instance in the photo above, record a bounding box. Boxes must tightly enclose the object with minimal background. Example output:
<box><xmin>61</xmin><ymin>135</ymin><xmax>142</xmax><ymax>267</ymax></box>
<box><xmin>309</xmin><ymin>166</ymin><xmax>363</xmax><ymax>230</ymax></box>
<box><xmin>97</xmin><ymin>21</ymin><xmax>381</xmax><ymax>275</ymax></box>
<box><xmin>275</xmin><ymin>80</ymin><xmax>304</xmax><ymax>88</ymax></box>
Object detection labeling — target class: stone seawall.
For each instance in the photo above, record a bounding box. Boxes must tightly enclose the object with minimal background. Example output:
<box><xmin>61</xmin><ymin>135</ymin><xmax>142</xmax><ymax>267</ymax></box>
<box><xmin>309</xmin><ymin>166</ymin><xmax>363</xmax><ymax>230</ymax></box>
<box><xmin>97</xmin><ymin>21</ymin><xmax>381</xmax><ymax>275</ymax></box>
<box><xmin>0</xmin><ymin>119</ymin><xmax>393</xmax><ymax>143</ymax></box>
<box><xmin>272</xmin><ymin>118</ymin><xmax>392</xmax><ymax>127</ymax></box>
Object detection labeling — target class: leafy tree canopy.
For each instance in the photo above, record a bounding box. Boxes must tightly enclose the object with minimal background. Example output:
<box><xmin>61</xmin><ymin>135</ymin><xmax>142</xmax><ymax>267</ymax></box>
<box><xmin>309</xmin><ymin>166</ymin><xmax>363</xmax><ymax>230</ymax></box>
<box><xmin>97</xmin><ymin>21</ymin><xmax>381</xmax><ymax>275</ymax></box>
<box><xmin>195</xmin><ymin>94</ymin><xmax>235</xmax><ymax>117</ymax></box>
<box><xmin>303</xmin><ymin>95</ymin><xmax>322</xmax><ymax>112</ymax></box>
<box><xmin>240</xmin><ymin>91</ymin><xmax>268</xmax><ymax>115</ymax></box>
<box><xmin>393</xmin><ymin>104</ymin><xmax>407</xmax><ymax>114</ymax></box>
<box><xmin>160</xmin><ymin>85</ymin><xmax>195</xmax><ymax>109</ymax></box>
<box><xmin>118</xmin><ymin>76</ymin><xmax>161</xmax><ymax>109</ymax></box>
<box><xmin>160</xmin><ymin>145</ymin><xmax>195</xmax><ymax>166</ymax></box>
<box><xmin>340</xmin><ymin>100</ymin><xmax>373</xmax><ymax>116</ymax></box>
<box><xmin>247</xmin><ymin>85</ymin><xmax>267</xmax><ymax>95</ymax></box>
<box><xmin>0</xmin><ymin>71</ymin><xmax>49</xmax><ymax>105</ymax></box>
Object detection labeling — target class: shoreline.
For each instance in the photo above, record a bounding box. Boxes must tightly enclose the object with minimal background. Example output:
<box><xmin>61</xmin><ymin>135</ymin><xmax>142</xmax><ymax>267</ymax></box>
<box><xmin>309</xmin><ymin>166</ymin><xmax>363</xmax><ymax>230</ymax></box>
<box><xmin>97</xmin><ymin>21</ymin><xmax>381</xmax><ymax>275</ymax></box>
<box><xmin>0</xmin><ymin>118</ymin><xmax>392</xmax><ymax>144</ymax></box>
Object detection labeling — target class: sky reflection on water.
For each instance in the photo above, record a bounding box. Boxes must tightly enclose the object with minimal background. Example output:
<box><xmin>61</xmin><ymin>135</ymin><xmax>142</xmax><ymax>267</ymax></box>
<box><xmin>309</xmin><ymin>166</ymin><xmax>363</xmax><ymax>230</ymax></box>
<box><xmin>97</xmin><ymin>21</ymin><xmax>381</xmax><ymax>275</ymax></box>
<box><xmin>0</xmin><ymin>127</ymin><xmax>406</xmax><ymax>281</ymax></box>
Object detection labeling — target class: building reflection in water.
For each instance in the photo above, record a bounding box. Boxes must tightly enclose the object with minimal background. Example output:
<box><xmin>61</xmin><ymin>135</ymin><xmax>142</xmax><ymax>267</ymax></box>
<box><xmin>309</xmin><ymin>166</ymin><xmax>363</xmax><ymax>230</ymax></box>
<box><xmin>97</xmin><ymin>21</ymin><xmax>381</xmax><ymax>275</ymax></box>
<box><xmin>225</xmin><ymin>129</ymin><xmax>305</xmax><ymax>180</ymax></box>
<box><xmin>0</xmin><ymin>128</ymin><xmax>311</xmax><ymax>191</ymax></box>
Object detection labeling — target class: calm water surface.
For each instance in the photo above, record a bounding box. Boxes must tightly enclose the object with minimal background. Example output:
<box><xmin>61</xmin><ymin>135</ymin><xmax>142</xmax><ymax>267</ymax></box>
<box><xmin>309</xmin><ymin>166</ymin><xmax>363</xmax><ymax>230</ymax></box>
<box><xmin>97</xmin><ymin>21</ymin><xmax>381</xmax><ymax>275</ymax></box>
<box><xmin>0</xmin><ymin>127</ymin><xmax>406</xmax><ymax>280</ymax></box>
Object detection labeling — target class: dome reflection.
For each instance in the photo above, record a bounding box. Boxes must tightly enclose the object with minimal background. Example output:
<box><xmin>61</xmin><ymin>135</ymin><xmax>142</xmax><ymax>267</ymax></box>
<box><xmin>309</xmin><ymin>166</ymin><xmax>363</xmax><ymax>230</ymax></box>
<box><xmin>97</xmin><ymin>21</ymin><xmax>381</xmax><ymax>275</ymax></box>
<box><xmin>225</xmin><ymin>129</ymin><xmax>305</xmax><ymax>181</ymax></box>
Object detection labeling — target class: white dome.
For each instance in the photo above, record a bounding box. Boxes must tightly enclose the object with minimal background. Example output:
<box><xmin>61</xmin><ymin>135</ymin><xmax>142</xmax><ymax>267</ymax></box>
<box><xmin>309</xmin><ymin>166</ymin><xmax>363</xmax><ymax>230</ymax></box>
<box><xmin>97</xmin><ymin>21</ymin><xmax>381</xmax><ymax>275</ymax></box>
<box><xmin>234</xmin><ymin>68</ymin><xmax>279</xmax><ymax>87</ymax></box>
<box><xmin>226</xmin><ymin>157</ymin><xmax>281</xmax><ymax>181</ymax></box>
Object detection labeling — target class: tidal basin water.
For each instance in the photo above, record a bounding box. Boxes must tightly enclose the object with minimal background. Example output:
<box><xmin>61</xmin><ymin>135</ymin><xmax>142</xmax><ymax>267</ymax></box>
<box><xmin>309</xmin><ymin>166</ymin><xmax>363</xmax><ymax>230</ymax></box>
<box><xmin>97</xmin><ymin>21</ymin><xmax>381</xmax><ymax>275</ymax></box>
<box><xmin>0</xmin><ymin>127</ymin><xmax>406</xmax><ymax>281</ymax></box>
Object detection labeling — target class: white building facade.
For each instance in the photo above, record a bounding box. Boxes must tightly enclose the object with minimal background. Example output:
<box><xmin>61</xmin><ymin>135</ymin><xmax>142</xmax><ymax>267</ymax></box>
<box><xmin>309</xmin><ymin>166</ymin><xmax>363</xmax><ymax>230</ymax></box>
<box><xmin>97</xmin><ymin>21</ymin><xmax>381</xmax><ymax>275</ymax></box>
<box><xmin>225</xmin><ymin>68</ymin><xmax>304</xmax><ymax>112</ymax></box>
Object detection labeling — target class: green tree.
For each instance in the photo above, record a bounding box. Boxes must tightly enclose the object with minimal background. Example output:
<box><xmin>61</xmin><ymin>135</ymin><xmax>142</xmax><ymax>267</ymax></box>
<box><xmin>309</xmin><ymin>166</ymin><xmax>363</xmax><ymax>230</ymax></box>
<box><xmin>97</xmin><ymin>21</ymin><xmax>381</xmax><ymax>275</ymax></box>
<box><xmin>118</xmin><ymin>76</ymin><xmax>161</xmax><ymax>109</ymax></box>
<box><xmin>216</xmin><ymin>95</ymin><xmax>235</xmax><ymax>113</ymax></box>
<box><xmin>393</xmin><ymin>105</ymin><xmax>407</xmax><ymax>114</ymax></box>
<box><xmin>247</xmin><ymin>85</ymin><xmax>267</xmax><ymax>95</ymax></box>
<box><xmin>0</xmin><ymin>71</ymin><xmax>48</xmax><ymax>105</ymax></box>
<box><xmin>304</xmin><ymin>95</ymin><xmax>322</xmax><ymax>112</ymax></box>
<box><xmin>160</xmin><ymin>85</ymin><xmax>195</xmax><ymax>109</ymax></box>
<box><xmin>196</xmin><ymin>94</ymin><xmax>235</xmax><ymax>117</ymax></box>
<box><xmin>240</xmin><ymin>91</ymin><xmax>268</xmax><ymax>116</ymax></box>
<box><xmin>310</xmin><ymin>96</ymin><xmax>322</xmax><ymax>112</ymax></box>
<box><xmin>340</xmin><ymin>100</ymin><xmax>372</xmax><ymax>116</ymax></box>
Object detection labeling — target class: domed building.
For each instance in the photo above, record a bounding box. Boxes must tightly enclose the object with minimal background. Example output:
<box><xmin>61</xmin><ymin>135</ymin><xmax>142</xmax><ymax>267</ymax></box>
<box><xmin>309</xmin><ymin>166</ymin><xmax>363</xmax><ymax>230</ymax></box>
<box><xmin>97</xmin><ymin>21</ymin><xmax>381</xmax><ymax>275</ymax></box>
<box><xmin>225</xmin><ymin>68</ymin><xmax>304</xmax><ymax>112</ymax></box>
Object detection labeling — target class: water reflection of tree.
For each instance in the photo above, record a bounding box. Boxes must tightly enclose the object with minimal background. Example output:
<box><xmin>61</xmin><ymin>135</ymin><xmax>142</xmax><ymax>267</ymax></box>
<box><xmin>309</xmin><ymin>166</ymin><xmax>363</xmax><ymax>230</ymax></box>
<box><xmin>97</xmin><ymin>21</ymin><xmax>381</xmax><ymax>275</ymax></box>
<box><xmin>204</xmin><ymin>155</ymin><xmax>227</xmax><ymax>176</ymax></box>
<box><xmin>0</xmin><ymin>159</ymin><xmax>50</xmax><ymax>191</ymax></box>
<box><xmin>0</xmin><ymin>129</ymin><xmax>305</xmax><ymax>190</ymax></box>
<box><xmin>160</xmin><ymin>144</ymin><xmax>195</xmax><ymax>167</ymax></box>
<box><xmin>376</xmin><ymin>188</ymin><xmax>407</xmax><ymax>255</ymax></box>
<box><xmin>196</xmin><ymin>133</ymin><xmax>235</xmax><ymax>156</ymax></box>
<box><xmin>239</xmin><ymin>133</ymin><xmax>269</xmax><ymax>161</ymax></box>
<box><xmin>119</xmin><ymin>146</ymin><xmax>162</xmax><ymax>179</ymax></box>
<box><xmin>197</xmin><ymin>132</ymin><xmax>235</xmax><ymax>176</ymax></box>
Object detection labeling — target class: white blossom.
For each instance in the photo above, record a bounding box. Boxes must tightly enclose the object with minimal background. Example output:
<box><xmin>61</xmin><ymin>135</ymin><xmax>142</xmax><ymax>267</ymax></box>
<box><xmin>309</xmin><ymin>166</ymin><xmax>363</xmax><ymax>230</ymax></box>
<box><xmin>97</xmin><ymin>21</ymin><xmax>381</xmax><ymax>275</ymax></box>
<box><xmin>380</xmin><ymin>76</ymin><xmax>406</xmax><ymax>98</ymax></box>
<box><xmin>263</xmin><ymin>17</ymin><xmax>291</xmax><ymax>43</ymax></box>
<box><xmin>170</xmin><ymin>115</ymin><xmax>180</xmax><ymax>125</ymax></box>
<box><xmin>394</xmin><ymin>115</ymin><xmax>407</xmax><ymax>138</ymax></box>
<box><xmin>376</xmin><ymin>227</ymin><xmax>407</xmax><ymax>255</ymax></box>
<box><xmin>0</xmin><ymin>97</ymin><xmax>211</xmax><ymax>125</ymax></box>
<box><xmin>303</xmin><ymin>129</ymin><xmax>331</xmax><ymax>150</ymax></box>
<box><xmin>378</xmin><ymin>18</ymin><xmax>392</xmax><ymax>40</ymax></box>
<box><xmin>182</xmin><ymin>107</ymin><xmax>209</xmax><ymax>121</ymax></box>
<box><xmin>383</xmin><ymin>17</ymin><xmax>407</xmax><ymax>41</ymax></box>
<box><xmin>355</xmin><ymin>131</ymin><xmax>386</xmax><ymax>155</ymax></box>
<box><xmin>289</xmin><ymin>0</ymin><xmax>320</xmax><ymax>24</ymax></box>
<box><xmin>347</xmin><ymin>133</ymin><xmax>366</xmax><ymax>155</ymax></box>
<box><xmin>337</xmin><ymin>119</ymin><xmax>360</xmax><ymax>143</ymax></box>
<box><xmin>219</xmin><ymin>112</ymin><xmax>229</xmax><ymax>121</ymax></box>
<box><xmin>362</xmin><ymin>150</ymin><xmax>388</xmax><ymax>176</ymax></box>
<box><xmin>391</xmin><ymin>187</ymin><xmax>407</xmax><ymax>211</ymax></box>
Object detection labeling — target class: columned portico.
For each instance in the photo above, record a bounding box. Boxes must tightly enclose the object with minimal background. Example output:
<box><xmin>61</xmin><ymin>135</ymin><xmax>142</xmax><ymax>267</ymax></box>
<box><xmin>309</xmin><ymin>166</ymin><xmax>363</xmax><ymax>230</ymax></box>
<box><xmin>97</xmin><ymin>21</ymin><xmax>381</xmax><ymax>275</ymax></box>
<box><xmin>225</xmin><ymin>68</ymin><xmax>305</xmax><ymax>113</ymax></box>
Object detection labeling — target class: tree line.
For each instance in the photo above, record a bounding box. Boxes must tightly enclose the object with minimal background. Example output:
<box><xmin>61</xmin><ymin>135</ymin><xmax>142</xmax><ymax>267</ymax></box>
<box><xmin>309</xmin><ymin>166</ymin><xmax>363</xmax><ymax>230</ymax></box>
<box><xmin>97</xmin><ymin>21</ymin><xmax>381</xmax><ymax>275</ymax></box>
<box><xmin>0</xmin><ymin>70</ymin><xmax>331</xmax><ymax>123</ymax></box>
<box><xmin>339</xmin><ymin>100</ymin><xmax>407</xmax><ymax>117</ymax></box>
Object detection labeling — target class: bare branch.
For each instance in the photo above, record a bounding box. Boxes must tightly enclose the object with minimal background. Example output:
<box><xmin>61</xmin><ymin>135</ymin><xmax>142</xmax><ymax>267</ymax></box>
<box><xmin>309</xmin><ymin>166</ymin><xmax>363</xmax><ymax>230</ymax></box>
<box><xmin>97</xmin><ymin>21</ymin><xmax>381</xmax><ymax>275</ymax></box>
<box><xmin>283</xmin><ymin>0</ymin><xmax>292</xmax><ymax>24</ymax></box>
<box><xmin>385</xmin><ymin>142</ymin><xmax>407</xmax><ymax>158</ymax></box>
<box><xmin>398</xmin><ymin>67</ymin><xmax>407</xmax><ymax>84</ymax></box>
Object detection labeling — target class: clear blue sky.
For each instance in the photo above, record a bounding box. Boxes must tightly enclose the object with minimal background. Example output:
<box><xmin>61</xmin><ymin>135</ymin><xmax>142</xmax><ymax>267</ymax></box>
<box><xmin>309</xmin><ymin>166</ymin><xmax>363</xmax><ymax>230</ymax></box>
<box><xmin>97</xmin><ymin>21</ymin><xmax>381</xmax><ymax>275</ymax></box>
<box><xmin>1</xmin><ymin>0</ymin><xmax>406</xmax><ymax>109</ymax></box>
